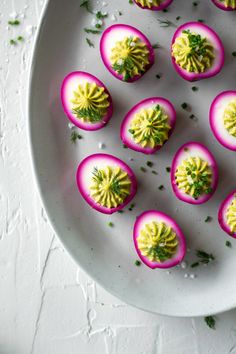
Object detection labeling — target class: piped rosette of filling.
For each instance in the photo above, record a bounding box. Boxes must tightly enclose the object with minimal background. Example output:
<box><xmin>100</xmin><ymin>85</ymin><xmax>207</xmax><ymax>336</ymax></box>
<box><xmin>171</xmin><ymin>22</ymin><xmax>224</xmax><ymax>81</ymax></box>
<box><xmin>61</xmin><ymin>71</ymin><xmax>113</xmax><ymax>131</ymax></box>
<box><xmin>120</xmin><ymin>97</ymin><xmax>176</xmax><ymax>154</ymax></box>
<box><xmin>212</xmin><ymin>0</ymin><xmax>236</xmax><ymax>10</ymax></box>
<box><xmin>134</xmin><ymin>0</ymin><xmax>173</xmax><ymax>11</ymax></box>
<box><xmin>210</xmin><ymin>91</ymin><xmax>236</xmax><ymax>151</ymax></box>
<box><xmin>171</xmin><ymin>142</ymin><xmax>218</xmax><ymax>204</ymax></box>
<box><xmin>218</xmin><ymin>190</ymin><xmax>236</xmax><ymax>238</ymax></box>
<box><xmin>100</xmin><ymin>24</ymin><xmax>154</xmax><ymax>82</ymax></box>
<box><xmin>133</xmin><ymin>210</ymin><xmax>186</xmax><ymax>269</ymax></box>
<box><xmin>76</xmin><ymin>154</ymin><xmax>137</xmax><ymax>214</ymax></box>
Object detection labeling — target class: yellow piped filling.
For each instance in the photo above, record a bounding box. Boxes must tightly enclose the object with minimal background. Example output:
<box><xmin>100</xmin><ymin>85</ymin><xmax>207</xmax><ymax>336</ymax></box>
<box><xmin>172</xmin><ymin>30</ymin><xmax>215</xmax><ymax>73</ymax></box>
<box><xmin>110</xmin><ymin>36</ymin><xmax>150</xmax><ymax>81</ymax></box>
<box><xmin>223</xmin><ymin>100</ymin><xmax>236</xmax><ymax>137</ymax></box>
<box><xmin>226</xmin><ymin>196</ymin><xmax>236</xmax><ymax>233</ymax></box>
<box><xmin>220</xmin><ymin>0</ymin><xmax>236</xmax><ymax>8</ymax></box>
<box><xmin>137</xmin><ymin>221</ymin><xmax>178</xmax><ymax>262</ymax></box>
<box><xmin>89</xmin><ymin>166</ymin><xmax>131</xmax><ymax>208</ymax></box>
<box><xmin>129</xmin><ymin>105</ymin><xmax>171</xmax><ymax>148</ymax></box>
<box><xmin>136</xmin><ymin>0</ymin><xmax>162</xmax><ymax>8</ymax></box>
<box><xmin>71</xmin><ymin>82</ymin><xmax>109</xmax><ymax>123</ymax></box>
<box><xmin>175</xmin><ymin>156</ymin><xmax>212</xmax><ymax>199</ymax></box>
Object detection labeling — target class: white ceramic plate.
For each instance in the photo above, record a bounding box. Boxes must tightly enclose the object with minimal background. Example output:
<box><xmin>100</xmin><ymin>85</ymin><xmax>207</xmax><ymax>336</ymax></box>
<box><xmin>28</xmin><ymin>0</ymin><xmax>236</xmax><ymax>317</ymax></box>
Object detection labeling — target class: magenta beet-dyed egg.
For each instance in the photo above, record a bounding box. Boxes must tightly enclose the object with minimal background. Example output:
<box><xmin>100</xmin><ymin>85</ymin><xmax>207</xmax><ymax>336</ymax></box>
<box><xmin>171</xmin><ymin>142</ymin><xmax>218</xmax><ymax>205</ymax></box>
<box><xmin>76</xmin><ymin>154</ymin><xmax>137</xmax><ymax>214</ymax></box>
<box><xmin>209</xmin><ymin>91</ymin><xmax>236</xmax><ymax>151</ymax></box>
<box><xmin>100</xmin><ymin>24</ymin><xmax>154</xmax><ymax>83</ymax></box>
<box><xmin>218</xmin><ymin>190</ymin><xmax>236</xmax><ymax>238</ymax></box>
<box><xmin>61</xmin><ymin>71</ymin><xmax>113</xmax><ymax>131</ymax></box>
<box><xmin>171</xmin><ymin>22</ymin><xmax>224</xmax><ymax>82</ymax></box>
<box><xmin>134</xmin><ymin>0</ymin><xmax>173</xmax><ymax>11</ymax></box>
<box><xmin>120</xmin><ymin>97</ymin><xmax>176</xmax><ymax>154</ymax></box>
<box><xmin>211</xmin><ymin>0</ymin><xmax>236</xmax><ymax>11</ymax></box>
<box><xmin>133</xmin><ymin>210</ymin><xmax>186</xmax><ymax>269</ymax></box>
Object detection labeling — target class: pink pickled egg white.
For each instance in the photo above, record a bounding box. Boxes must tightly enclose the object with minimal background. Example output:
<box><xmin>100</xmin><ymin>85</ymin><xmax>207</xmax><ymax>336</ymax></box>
<box><xmin>218</xmin><ymin>190</ymin><xmax>236</xmax><ymax>238</ymax></box>
<box><xmin>133</xmin><ymin>210</ymin><xmax>186</xmax><ymax>269</ymax></box>
<box><xmin>211</xmin><ymin>0</ymin><xmax>236</xmax><ymax>11</ymax></box>
<box><xmin>61</xmin><ymin>71</ymin><xmax>113</xmax><ymax>131</ymax></box>
<box><xmin>120</xmin><ymin>97</ymin><xmax>176</xmax><ymax>154</ymax></box>
<box><xmin>76</xmin><ymin>153</ymin><xmax>137</xmax><ymax>214</ymax></box>
<box><xmin>171</xmin><ymin>22</ymin><xmax>224</xmax><ymax>82</ymax></box>
<box><xmin>209</xmin><ymin>91</ymin><xmax>236</xmax><ymax>151</ymax></box>
<box><xmin>134</xmin><ymin>0</ymin><xmax>173</xmax><ymax>11</ymax></box>
<box><xmin>171</xmin><ymin>142</ymin><xmax>218</xmax><ymax>205</ymax></box>
<box><xmin>100</xmin><ymin>24</ymin><xmax>155</xmax><ymax>82</ymax></box>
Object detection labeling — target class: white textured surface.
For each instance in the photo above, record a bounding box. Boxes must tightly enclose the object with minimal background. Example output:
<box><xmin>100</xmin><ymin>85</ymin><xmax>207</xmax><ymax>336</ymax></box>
<box><xmin>1</xmin><ymin>0</ymin><xmax>236</xmax><ymax>353</ymax></box>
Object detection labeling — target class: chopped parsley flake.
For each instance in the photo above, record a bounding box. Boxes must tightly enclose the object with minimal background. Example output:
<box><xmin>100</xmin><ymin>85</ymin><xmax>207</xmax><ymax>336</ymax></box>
<box><xmin>192</xmin><ymin>86</ymin><xmax>198</xmax><ymax>92</ymax></box>
<box><xmin>152</xmin><ymin>170</ymin><xmax>158</xmax><ymax>175</ymax></box>
<box><xmin>70</xmin><ymin>131</ymin><xmax>82</xmax><ymax>143</ymax></box>
<box><xmin>146</xmin><ymin>161</ymin><xmax>153</xmax><ymax>168</ymax></box>
<box><xmin>84</xmin><ymin>28</ymin><xmax>101</xmax><ymax>34</ymax></box>
<box><xmin>140</xmin><ymin>167</ymin><xmax>147</xmax><ymax>173</ymax></box>
<box><xmin>176</xmin><ymin>16</ymin><xmax>181</xmax><ymax>21</ymax></box>
<box><xmin>8</xmin><ymin>19</ymin><xmax>20</xmax><ymax>25</ymax></box>
<box><xmin>86</xmin><ymin>38</ymin><xmax>94</xmax><ymax>47</ymax></box>
<box><xmin>152</xmin><ymin>43</ymin><xmax>161</xmax><ymax>49</ymax></box>
<box><xmin>135</xmin><ymin>260</ymin><xmax>141</xmax><ymax>266</ymax></box>
<box><xmin>158</xmin><ymin>185</ymin><xmax>164</xmax><ymax>190</ymax></box>
<box><xmin>108</xmin><ymin>222</ymin><xmax>114</xmax><ymax>227</ymax></box>
<box><xmin>204</xmin><ymin>316</ymin><xmax>216</xmax><ymax>330</ymax></box>
<box><xmin>166</xmin><ymin>167</ymin><xmax>171</xmax><ymax>173</ymax></box>
<box><xmin>181</xmin><ymin>102</ymin><xmax>188</xmax><ymax>110</ymax></box>
<box><xmin>205</xmin><ymin>216</ymin><xmax>212</xmax><ymax>223</ymax></box>
<box><xmin>225</xmin><ymin>240</ymin><xmax>232</xmax><ymax>248</ymax></box>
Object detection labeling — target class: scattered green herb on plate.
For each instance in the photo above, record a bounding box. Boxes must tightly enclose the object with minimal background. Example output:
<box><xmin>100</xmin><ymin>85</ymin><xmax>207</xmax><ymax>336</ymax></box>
<box><xmin>204</xmin><ymin>316</ymin><xmax>216</xmax><ymax>330</ymax></box>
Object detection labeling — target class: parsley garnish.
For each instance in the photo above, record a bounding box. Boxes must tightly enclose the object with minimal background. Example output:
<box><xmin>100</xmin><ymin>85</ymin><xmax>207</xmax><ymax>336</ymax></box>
<box><xmin>225</xmin><ymin>240</ymin><xmax>232</xmax><ymax>248</ymax></box>
<box><xmin>84</xmin><ymin>28</ymin><xmax>101</xmax><ymax>34</ymax></box>
<box><xmin>70</xmin><ymin>131</ymin><xmax>82</xmax><ymax>143</ymax></box>
<box><xmin>72</xmin><ymin>107</ymin><xmax>101</xmax><ymax>122</ymax></box>
<box><xmin>181</xmin><ymin>102</ymin><xmax>188</xmax><ymax>110</ymax></box>
<box><xmin>108</xmin><ymin>222</ymin><xmax>114</xmax><ymax>227</ymax></box>
<box><xmin>128</xmin><ymin>203</ymin><xmax>135</xmax><ymax>211</ymax></box>
<box><xmin>204</xmin><ymin>316</ymin><xmax>216</xmax><ymax>330</ymax></box>
<box><xmin>195</xmin><ymin>250</ymin><xmax>215</xmax><ymax>264</ymax></box>
<box><xmin>158</xmin><ymin>185</ymin><xmax>164</xmax><ymax>190</ymax></box>
<box><xmin>80</xmin><ymin>0</ymin><xmax>92</xmax><ymax>13</ymax></box>
<box><xmin>140</xmin><ymin>167</ymin><xmax>147</xmax><ymax>173</ymax></box>
<box><xmin>205</xmin><ymin>216</ymin><xmax>212</xmax><ymax>223</ymax></box>
<box><xmin>135</xmin><ymin>260</ymin><xmax>141</xmax><ymax>266</ymax></box>
<box><xmin>166</xmin><ymin>167</ymin><xmax>171</xmax><ymax>173</ymax></box>
<box><xmin>96</xmin><ymin>11</ymin><xmax>108</xmax><ymax>19</ymax></box>
<box><xmin>112</xmin><ymin>56</ymin><xmax>135</xmax><ymax>81</ymax></box>
<box><xmin>8</xmin><ymin>19</ymin><xmax>20</xmax><ymax>25</ymax></box>
<box><xmin>86</xmin><ymin>38</ymin><xmax>94</xmax><ymax>47</ymax></box>
<box><xmin>146</xmin><ymin>161</ymin><xmax>153</xmax><ymax>168</ymax></box>
<box><xmin>192</xmin><ymin>86</ymin><xmax>198</xmax><ymax>92</ymax></box>
<box><xmin>152</xmin><ymin>43</ymin><xmax>161</xmax><ymax>49</ymax></box>
<box><xmin>92</xmin><ymin>167</ymin><xmax>103</xmax><ymax>183</ymax></box>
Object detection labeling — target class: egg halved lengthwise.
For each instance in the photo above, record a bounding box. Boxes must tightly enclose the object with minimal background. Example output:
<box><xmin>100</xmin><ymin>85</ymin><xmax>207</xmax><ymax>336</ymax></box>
<box><xmin>171</xmin><ymin>22</ymin><xmax>224</xmax><ymax>82</ymax></box>
<box><xmin>61</xmin><ymin>71</ymin><xmax>113</xmax><ymax>131</ymax></box>
<box><xmin>171</xmin><ymin>142</ymin><xmax>218</xmax><ymax>205</ymax></box>
<box><xmin>134</xmin><ymin>0</ymin><xmax>173</xmax><ymax>11</ymax></box>
<box><xmin>211</xmin><ymin>0</ymin><xmax>236</xmax><ymax>11</ymax></box>
<box><xmin>76</xmin><ymin>154</ymin><xmax>137</xmax><ymax>214</ymax></box>
<box><xmin>133</xmin><ymin>210</ymin><xmax>186</xmax><ymax>269</ymax></box>
<box><xmin>218</xmin><ymin>190</ymin><xmax>236</xmax><ymax>238</ymax></box>
<box><xmin>209</xmin><ymin>91</ymin><xmax>236</xmax><ymax>151</ymax></box>
<box><xmin>100</xmin><ymin>24</ymin><xmax>155</xmax><ymax>83</ymax></box>
<box><xmin>120</xmin><ymin>97</ymin><xmax>176</xmax><ymax>154</ymax></box>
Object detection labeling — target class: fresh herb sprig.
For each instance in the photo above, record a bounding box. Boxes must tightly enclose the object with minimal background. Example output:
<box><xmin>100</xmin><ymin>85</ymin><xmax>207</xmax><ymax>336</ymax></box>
<box><xmin>70</xmin><ymin>131</ymin><xmax>82</xmax><ymax>143</ymax></box>
<box><xmin>191</xmin><ymin>250</ymin><xmax>215</xmax><ymax>268</ymax></box>
<box><xmin>72</xmin><ymin>107</ymin><xmax>101</xmax><ymax>122</ymax></box>
<box><xmin>84</xmin><ymin>28</ymin><xmax>101</xmax><ymax>34</ymax></box>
